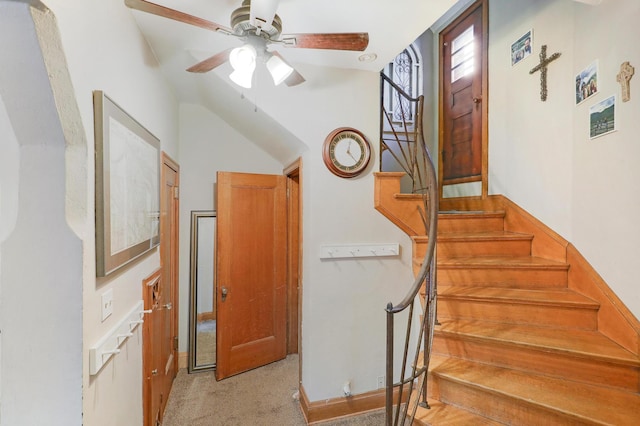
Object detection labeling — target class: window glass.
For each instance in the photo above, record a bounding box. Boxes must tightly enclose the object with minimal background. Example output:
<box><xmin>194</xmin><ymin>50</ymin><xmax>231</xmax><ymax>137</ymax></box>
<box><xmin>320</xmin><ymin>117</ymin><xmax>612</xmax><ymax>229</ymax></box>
<box><xmin>451</xmin><ymin>25</ymin><xmax>474</xmax><ymax>83</ymax></box>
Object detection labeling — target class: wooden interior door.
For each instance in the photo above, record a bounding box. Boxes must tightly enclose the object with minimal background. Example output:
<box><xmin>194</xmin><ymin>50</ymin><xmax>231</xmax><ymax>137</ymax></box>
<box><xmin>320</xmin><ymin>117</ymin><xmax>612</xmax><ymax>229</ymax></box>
<box><xmin>440</xmin><ymin>0</ymin><xmax>487</xmax><ymax>193</ymax></box>
<box><xmin>160</xmin><ymin>153</ymin><xmax>179</xmax><ymax>397</ymax></box>
<box><xmin>143</xmin><ymin>153</ymin><xmax>179</xmax><ymax>426</ymax></box>
<box><xmin>142</xmin><ymin>269</ymin><xmax>163</xmax><ymax>426</ymax></box>
<box><xmin>215</xmin><ymin>171</ymin><xmax>287</xmax><ymax>380</ymax></box>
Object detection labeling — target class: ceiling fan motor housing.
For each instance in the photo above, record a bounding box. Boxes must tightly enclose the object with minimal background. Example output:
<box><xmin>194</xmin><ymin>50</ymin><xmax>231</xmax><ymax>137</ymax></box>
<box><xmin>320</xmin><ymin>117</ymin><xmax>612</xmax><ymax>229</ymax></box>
<box><xmin>231</xmin><ymin>0</ymin><xmax>282</xmax><ymax>38</ymax></box>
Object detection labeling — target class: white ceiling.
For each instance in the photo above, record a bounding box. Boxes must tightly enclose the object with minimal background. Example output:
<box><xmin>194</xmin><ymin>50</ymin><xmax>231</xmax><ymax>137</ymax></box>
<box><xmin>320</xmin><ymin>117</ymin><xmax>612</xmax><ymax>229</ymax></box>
<box><xmin>126</xmin><ymin>0</ymin><xmax>460</xmax><ymax>163</ymax></box>
<box><xmin>128</xmin><ymin>0</ymin><xmax>459</xmax><ymax>97</ymax></box>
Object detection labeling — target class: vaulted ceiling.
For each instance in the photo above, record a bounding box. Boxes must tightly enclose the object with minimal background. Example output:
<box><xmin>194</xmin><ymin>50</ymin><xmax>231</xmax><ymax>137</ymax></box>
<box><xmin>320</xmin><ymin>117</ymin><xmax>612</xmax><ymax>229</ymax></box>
<box><xmin>125</xmin><ymin>0</ymin><xmax>460</xmax><ymax>161</ymax></box>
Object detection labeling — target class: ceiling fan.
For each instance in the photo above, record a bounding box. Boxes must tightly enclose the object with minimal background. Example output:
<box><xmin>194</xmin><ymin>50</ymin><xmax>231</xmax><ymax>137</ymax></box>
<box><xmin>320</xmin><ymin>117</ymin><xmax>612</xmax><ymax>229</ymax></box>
<box><xmin>124</xmin><ymin>0</ymin><xmax>370</xmax><ymax>88</ymax></box>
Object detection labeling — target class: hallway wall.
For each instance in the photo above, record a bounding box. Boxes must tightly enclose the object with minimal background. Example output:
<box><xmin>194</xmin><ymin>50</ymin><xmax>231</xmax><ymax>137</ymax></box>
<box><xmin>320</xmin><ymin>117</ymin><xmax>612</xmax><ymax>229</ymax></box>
<box><xmin>33</xmin><ymin>0</ymin><xmax>179</xmax><ymax>424</ymax></box>
<box><xmin>0</xmin><ymin>4</ymin><xmax>82</xmax><ymax>424</ymax></box>
<box><xmin>488</xmin><ymin>0</ymin><xmax>640</xmax><ymax>318</ymax></box>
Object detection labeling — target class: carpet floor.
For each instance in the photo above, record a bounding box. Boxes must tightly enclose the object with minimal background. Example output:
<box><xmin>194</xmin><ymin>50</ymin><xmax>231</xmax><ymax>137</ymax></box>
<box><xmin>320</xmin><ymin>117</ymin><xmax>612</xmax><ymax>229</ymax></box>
<box><xmin>163</xmin><ymin>354</ymin><xmax>385</xmax><ymax>425</ymax></box>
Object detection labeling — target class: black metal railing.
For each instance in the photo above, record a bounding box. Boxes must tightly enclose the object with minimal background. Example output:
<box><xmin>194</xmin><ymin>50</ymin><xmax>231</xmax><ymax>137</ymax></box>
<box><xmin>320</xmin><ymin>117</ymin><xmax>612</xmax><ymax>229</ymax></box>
<box><xmin>381</xmin><ymin>72</ymin><xmax>438</xmax><ymax>426</ymax></box>
<box><xmin>380</xmin><ymin>73</ymin><xmax>430</xmax><ymax>195</ymax></box>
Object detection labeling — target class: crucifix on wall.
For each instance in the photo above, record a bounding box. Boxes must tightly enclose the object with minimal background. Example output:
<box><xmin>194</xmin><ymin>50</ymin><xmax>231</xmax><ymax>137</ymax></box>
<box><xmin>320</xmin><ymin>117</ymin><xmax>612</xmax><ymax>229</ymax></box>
<box><xmin>529</xmin><ymin>45</ymin><xmax>562</xmax><ymax>101</ymax></box>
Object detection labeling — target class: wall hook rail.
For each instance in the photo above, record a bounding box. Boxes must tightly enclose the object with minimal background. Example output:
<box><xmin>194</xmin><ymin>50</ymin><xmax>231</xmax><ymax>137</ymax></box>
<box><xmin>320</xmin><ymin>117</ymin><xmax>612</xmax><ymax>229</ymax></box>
<box><xmin>89</xmin><ymin>300</ymin><xmax>145</xmax><ymax>375</ymax></box>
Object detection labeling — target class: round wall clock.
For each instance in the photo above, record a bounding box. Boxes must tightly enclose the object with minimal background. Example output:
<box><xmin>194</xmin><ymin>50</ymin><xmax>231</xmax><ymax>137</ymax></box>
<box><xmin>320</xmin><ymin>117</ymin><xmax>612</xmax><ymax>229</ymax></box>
<box><xmin>322</xmin><ymin>127</ymin><xmax>371</xmax><ymax>178</ymax></box>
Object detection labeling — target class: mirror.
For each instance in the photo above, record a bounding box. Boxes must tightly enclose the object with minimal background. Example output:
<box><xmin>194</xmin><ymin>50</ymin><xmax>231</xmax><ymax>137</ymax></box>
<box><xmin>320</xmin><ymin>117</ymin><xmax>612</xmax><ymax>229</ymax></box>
<box><xmin>188</xmin><ymin>210</ymin><xmax>217</xmax><ymax>372</ymax></box>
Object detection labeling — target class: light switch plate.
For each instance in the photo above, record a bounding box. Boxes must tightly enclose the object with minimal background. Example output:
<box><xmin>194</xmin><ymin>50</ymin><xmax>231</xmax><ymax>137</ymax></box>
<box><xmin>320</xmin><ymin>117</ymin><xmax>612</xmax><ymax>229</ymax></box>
<box><xmin>101</xmin><ymin>289</ymin><xmax>113</xmax><ymax>322</ymax></box>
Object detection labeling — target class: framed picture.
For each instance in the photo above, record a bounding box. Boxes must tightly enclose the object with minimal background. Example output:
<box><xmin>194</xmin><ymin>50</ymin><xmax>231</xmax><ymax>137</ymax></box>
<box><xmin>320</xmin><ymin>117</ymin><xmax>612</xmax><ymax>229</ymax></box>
<box><xmin>94</xmin><ymin>91</ymin><xmax>160</xmax><ymax>277</ymax></box>
<box><xmin>511</xmin><ymin>29</ymin><xmax>533</xmax><ymax>66</ymax></box>
<box><xmin>576</xmin><ymin>60</ymin><xmax>598</xmax><ymax>105</ymax></box>
<box><xmin>589</xmin><ymin>95</ymin><xmax>616</xmax><ymax>139</ymax></box>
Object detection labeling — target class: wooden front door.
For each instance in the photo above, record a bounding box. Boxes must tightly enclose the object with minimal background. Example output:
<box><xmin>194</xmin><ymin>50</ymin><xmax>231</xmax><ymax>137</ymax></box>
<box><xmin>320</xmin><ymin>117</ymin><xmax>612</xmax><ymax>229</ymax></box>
<box><xmin>440</xmin><ymin>0</ymin><xmax>487</xmax><ymax>195</ymax></box>
<box><xmin>215</xmin><ymin>171</ymin><xmax>287</xmax><ymax>380</ymax></box>
<box><xmin>143</xmin><ymin>154</ymin><xmax>179</xmax><ymax>426</ymax></box>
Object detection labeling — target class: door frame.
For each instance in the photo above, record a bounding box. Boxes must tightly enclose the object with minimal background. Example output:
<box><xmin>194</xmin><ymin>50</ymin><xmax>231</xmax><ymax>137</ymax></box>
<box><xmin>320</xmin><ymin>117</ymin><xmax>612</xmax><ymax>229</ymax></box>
<box><xmin>438</xmin><ymin>0</ymin><xmax>489</xmax><ymax>199</ymax></box>
<box><xmin>284</xmin><ymin>159</ymin><xmax>302</xmax><ymax>355</ymax></box>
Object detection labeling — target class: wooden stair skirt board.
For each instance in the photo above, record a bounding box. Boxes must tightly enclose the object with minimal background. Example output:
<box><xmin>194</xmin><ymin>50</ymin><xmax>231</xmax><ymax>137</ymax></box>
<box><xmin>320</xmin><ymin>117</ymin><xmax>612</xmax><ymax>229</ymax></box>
<box><xmin>298</xmin><ymin>384</ymin><xmax>407</xmax><ymax>425</ymax></box>
<box><xmin>372</xmin><ymin>172</ymin><xmax>640</xmax><ymax>425</ymax></box>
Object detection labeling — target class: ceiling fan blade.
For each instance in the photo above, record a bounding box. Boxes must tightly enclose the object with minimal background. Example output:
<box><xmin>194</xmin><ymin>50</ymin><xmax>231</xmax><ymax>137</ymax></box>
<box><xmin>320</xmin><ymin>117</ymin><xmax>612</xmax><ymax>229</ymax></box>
<box><xmin>250</xmin><ymin>0</ymin><xmax>279</xmax><ymax>31</ymax></box>
<box><xmin>125</xmin><ymin>0</ymin><xmax>233</xmax><ymax>34</ymax></box>
<box><xmin>280</xmin><ymin>33</ymin><xmax>369</xmax><ymax>51</ymax></box>
<box><xmin>271</xmin><ymin>51</ymin><xmax>305</xmax><ymax>87</ymax></box>
<box><xmin>186</xmin><ymin>48</ymin><xmax>234</xmax><ymax>73</ymax></box>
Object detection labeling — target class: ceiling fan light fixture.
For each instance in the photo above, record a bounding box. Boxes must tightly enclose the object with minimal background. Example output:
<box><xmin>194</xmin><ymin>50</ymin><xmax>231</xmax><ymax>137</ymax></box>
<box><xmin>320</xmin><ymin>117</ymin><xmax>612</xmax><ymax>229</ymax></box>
<box><xmin>229</xmin><ymin>44</ymin><xmax>257</xmax><ymax>73</ymax></box>
<box><xmin>229</xmin><ymin>69</ymin><xmax>254</xmax><ymax>89</ymax></box>
<box><xmin>265</xmin><ymin>54</ymin><xmax>294</xmax><ymax>86</ymax></box>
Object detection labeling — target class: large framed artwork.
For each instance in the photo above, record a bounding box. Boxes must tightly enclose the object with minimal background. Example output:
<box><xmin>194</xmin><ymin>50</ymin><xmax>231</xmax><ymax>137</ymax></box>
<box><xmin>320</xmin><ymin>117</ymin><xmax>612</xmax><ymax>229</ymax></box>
<box><xmin>94</xmin><ymin>91</ymin><xmax>160</xmax><ymax>277</ymax></box>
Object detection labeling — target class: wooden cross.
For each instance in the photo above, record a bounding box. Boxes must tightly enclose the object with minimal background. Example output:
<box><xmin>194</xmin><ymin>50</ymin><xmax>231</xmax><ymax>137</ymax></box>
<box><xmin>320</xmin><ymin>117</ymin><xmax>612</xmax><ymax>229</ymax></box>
<box><xmin>616</xmin><ymin>61</ymin><xmax>634</xmax><ymax>102</ymax></box>
<box><xmin>529</xmin><ymin>45</ymin><xmax>561</xmax><ymax>101</ymax></box>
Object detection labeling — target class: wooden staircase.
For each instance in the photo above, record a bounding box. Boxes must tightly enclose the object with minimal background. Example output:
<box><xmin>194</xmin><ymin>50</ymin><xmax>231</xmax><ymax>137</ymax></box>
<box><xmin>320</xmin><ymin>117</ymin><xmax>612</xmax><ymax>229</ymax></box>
<box><xmin>374</xmin><ymin>173</ymin><xmax>640</xmax><ymax>425</ymax></box>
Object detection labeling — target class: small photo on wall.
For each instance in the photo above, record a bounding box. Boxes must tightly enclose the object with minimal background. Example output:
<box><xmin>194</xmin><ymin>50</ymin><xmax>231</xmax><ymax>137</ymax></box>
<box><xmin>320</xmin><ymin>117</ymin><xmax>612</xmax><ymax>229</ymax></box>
<box><xmin>589</xmin><ymin>95</ymin><xmax>616</xmax><ymax>139</ymax></box>
<box><xmin>511</xmin><ymin>29</ymin><xmax>533</xmax><ymax>66</ymax></box>
<box><xmin>576</xmin><ymin>60</ymin><xmax>598</xmax><ymax>105</ymax></box>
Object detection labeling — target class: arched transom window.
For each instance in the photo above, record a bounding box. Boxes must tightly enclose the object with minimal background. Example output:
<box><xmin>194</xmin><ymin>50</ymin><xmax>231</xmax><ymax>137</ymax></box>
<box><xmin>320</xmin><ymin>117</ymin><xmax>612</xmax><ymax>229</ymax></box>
<box><xmin>383</xmin><ymin>43</ymin><xmax>422</xmax><ymax>125</ymax></box>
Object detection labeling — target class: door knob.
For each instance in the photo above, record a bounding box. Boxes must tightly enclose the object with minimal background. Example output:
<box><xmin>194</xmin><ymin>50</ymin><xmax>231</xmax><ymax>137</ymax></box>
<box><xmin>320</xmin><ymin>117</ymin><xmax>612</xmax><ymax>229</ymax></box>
<box><xmin>473</xmin><ymin>97</ymin><xmax>482</xmax><ymax>104</ymax></box>
<box><xmin>163</xmin><ymin>302</ymin><xmax>172</xmax><ymax>310</ymax></box>
<box><xmin>221</xmin><ymin>286</ymin><xmax>228</xmax><ymax>301</ymax></box>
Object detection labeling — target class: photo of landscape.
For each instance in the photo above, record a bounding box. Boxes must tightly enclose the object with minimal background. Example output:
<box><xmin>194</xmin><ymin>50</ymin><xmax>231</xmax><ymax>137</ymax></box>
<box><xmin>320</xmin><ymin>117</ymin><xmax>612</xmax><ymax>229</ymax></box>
<box><xmin>589</xmin><ymin>95</ymin><xmax>616</xmax><ymax>139</ymax></box>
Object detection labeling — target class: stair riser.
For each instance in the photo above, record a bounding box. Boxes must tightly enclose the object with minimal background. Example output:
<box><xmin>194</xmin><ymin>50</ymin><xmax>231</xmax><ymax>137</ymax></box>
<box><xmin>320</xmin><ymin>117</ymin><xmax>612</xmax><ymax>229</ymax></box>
<box><xmin>437</xmin><ymin>267</ymin><xmax>568</xmax><ymax>289</ymax></box>
<box><xmin>438</xmin><ymin>216</ymin><xmax>504</xmax><ymax>233</ymax></box>
<box><xmin>433</xmin><ymin>335</ymin><xmax>640</xmax><ymax>393</ymax></box>
<box><xmin>437</xmin><ymin>239</ymin><xmax>531</xmax><ymax>258</ymax></box>
<box><xmin>413</xmin><ymin>238</ymin><xmax>533</xmax><ymax>259</ymax></box>
<box><xmin>432</xmin><ymin>376</ymin><xmax>592</xmax><ymax>425</ymax></box>
<box><xmin>437</xmin><ymin>299</ymin><xmax>598</xmax><ymax>329</ymax></box>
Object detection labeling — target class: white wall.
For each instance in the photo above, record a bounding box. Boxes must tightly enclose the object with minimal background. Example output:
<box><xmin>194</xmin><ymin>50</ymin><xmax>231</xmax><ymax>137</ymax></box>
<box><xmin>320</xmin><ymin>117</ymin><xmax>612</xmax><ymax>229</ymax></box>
<box><xmin>489</xmin><ymin>0</ymin><xmax>575</xmax><ymax>234</ymax></box>
<box><xmin>36</xmin><ymin>0</ymin><xmax>180</xmax><ymax>424</ymax></box>
<box><xmin>0</xmin><ymin>84</ymin><xmax>20</xmax><ymax>423</ymax></box>
<box><xmin>570</xmin><ymin>0</ymin><xmax>640</xmax><ymax>318</ymax></box>
<box><xmin>0</xmin><ymin>3</ymin><xmax>82</xmax><ymax>424</ymax></box>
<box><xmin>488</xmin><ymin>0</ymin><xmax>640</xmax><ymax>318</ymax></box>
<box><xmin>177</xmin><ymin>103</ymin><xmax>285</xmax><ymax>354</ymax></box>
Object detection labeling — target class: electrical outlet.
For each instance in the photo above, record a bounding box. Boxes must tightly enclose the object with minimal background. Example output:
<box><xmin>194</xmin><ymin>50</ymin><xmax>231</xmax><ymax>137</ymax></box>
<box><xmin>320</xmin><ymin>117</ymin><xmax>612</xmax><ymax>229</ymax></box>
<box><xmin>101</xmin><ymin>289</ymin><xmax>113</xmax><ymax>322</ymax></box>
<box><xmin>377</xmin><ymin>375</ymin><xmax>385</xmax><ymax>389</ymax></box>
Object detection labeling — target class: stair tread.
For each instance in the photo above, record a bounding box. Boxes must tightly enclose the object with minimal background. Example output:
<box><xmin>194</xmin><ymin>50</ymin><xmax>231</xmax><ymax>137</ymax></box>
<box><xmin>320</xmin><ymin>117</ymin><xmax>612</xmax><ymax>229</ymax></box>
<box><xmin>428</xmin><ymin>355</ymin><xmax>640</xmax><ymax>425</ymax></box>
<box><xmin>413</xmin><ymin>398</ymin><xmax>504</xmax><ymax>425</ymax></box>
<box><xmin>438</xmin><ymin>286</ymin><xmax>599</xmax><ymax>308</ymax></box>
<box><xmin>435</xmin><ymin>318</ymin><xmax>640</xmax><ymax>365</ymax></box>
<box><xmin>437</xmin><ymin>255</ymin><xmax>569</xmax><ymax>269</ymax></box>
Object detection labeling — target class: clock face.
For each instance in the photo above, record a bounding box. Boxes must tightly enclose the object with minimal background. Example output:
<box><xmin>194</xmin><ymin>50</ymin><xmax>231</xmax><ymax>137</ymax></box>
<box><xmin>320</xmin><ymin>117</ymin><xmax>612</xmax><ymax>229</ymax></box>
<box><xmin>322</xmin><ymin>128</ymin><xmax>371</xmax><ymax>178</ymax></box>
